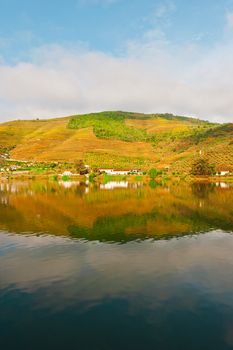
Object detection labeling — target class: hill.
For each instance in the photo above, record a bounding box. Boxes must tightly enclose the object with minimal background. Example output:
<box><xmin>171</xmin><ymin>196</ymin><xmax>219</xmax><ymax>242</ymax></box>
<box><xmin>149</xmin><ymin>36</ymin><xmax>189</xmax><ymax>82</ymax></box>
<box><xmin>0</xmin><ymin>111</ymin><xmax>232</xmax><ymax>173</ymax></box>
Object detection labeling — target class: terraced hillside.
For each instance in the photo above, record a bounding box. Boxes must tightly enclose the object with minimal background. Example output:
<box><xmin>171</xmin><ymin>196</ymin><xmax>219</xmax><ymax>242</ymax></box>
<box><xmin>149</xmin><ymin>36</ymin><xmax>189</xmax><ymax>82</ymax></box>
<box><xmin>0</xmin><ymin>111</ymin><xmax>232</xmax><ymax>172</ymax></box>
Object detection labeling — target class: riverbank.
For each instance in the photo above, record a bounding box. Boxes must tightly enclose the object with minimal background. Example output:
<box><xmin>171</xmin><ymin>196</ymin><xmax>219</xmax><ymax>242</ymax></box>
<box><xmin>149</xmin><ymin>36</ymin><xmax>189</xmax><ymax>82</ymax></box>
<box><xmin>1</xmin><ymin>171</ymin><xmax>233</xmax><ymax>184</ymax></box>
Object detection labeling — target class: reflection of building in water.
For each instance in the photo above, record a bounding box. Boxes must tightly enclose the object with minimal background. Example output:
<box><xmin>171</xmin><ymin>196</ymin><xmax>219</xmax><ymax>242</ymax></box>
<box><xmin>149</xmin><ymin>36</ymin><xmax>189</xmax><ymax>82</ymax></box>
<box><xmin>100</xmin><ymin>182</ymin><xmax>129</xmax><ymax>190</ymax></box>
<box><xmin>0</xmin><ymin>196</ymin><xmax>9</xmax><ymax>205</ymax></box>
<box><xmin>0</xmin><ymin>180</ymin><xmax>233</xmax><ymax>239</ymax></box>
<box><xmin>58</xmin><ymin>181</ymin><xmax>80</xmax><ymax>189</ymax></box>
<box><xmin>100</xmin><ymin>182</ymin><xmax>143</xmax><ymax>190</ymax></box>
<box><xmin>216</xmin><ymin>182</ymin><xmax>230</xmax><ymax>189</ymax></box>
<box><xmin>0</xmin><ymin>183</ymin><xmax>18</xmax><ymax>193</ymax></box>
<box><xmin>0</xmin><ymin>181</ymin><xmax>30</xmax><ymax>194</ymax></box>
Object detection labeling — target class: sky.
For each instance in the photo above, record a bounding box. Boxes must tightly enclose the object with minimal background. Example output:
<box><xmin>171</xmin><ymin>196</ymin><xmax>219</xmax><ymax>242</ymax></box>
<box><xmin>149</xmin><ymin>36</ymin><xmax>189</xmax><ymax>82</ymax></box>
<box><xmin>1</xmin><ymin>0</ymin><xmax>233</xmax><ymax>122</ymax></box>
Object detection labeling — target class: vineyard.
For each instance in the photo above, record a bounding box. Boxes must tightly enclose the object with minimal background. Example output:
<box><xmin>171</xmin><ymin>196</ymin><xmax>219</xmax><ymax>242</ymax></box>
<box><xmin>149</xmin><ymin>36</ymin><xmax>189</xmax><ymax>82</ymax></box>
<box><xmin>0</xmin><ymin>111</ymin><xmax>232</xmax><ymax>173</ymax></box>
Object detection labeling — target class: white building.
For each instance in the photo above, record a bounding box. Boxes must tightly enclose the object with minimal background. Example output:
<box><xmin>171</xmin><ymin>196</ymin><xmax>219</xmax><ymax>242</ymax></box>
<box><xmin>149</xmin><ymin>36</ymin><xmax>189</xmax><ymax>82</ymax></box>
<box><xmin>62</xmin><ymin>171</ymin><xmax>73</xmax><ymax>176</ymax></box>
<box><xmin>131</xmin><ymin>169</ymin><xmax>143</xmax><ymax>174</ymax></box>
<box><xmin>99</xmin><ymin>169</ymin><xmax>130</xmax><ymax>175</ymax></box>
<box><xmin>218</xmin><ymin>171</ymin><xmax>230</xmax><ymax>176</ymax></box>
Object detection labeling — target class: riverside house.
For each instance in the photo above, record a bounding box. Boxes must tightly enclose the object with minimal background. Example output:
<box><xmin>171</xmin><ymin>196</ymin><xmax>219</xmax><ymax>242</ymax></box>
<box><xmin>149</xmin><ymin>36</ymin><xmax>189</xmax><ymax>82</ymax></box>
<box><xmin>99</xmin><ymin>169</ymin><xmax>130</xmax><ymax>175</ymax></box>
<box><xmin>218</xmin><ymin>171</ymin><xmax>230</xmax><ymax>176</ymax></box>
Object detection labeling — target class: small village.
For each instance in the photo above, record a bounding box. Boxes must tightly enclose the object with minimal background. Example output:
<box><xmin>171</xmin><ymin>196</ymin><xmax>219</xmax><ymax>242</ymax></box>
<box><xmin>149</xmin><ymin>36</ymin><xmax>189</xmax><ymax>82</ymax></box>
<box><xmin>0</xmin><ymin>157</ymin><xmax>232</xmax><ymax>185</ymax></box>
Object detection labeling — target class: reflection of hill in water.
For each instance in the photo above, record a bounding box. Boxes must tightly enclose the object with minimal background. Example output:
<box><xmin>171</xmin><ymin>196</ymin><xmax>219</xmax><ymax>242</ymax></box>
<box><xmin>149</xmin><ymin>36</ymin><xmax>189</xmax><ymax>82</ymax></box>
<box><xmin>0</xmin><ymin>181</ymin><xmax>233</xmax><ymax>243</ymax></box>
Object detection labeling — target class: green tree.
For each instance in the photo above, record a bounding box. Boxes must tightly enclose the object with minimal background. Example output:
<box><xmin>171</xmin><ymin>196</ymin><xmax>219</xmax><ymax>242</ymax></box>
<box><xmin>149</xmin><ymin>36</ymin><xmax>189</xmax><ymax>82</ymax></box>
<box><xmin>148</xmin><ymin>168</ymin><xmax>158</xmax><ymax>179</ymax></box>
<box><xmin>89</xmin><ymin>172</ymin><xmax>96</xmax><ymax>183</ymax></box>
<box><xmin>191</xmin><ymin>158</ymin><xmax>215</xmax><ymax>176</ymax></box>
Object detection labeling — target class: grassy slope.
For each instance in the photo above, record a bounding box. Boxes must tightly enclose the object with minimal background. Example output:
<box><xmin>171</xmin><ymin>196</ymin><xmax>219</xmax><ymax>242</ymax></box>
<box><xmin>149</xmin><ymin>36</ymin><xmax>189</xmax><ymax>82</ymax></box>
<box><xmin>0</xmin><ymin>111</ymin><xmax>232</xmax><ymax>172</ymax></box>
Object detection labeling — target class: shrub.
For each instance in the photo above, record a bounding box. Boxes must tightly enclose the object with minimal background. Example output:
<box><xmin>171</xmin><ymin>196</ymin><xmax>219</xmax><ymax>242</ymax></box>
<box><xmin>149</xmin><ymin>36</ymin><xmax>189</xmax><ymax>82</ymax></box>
<box><xmin>75</xmin><ymin>160</ymin><xmax>87</xmax><ymax>174</ymax></box>
<box><xmin>148</xmin><ymin>168</ymin><xmax>158</xmax><ymax>179</ymax></box>
<box><xmin>89</xmin><ymin>173</ymin><xmax>96</xmax><ymax>183</ymax></box>
<box><xmin>190</xmin><ymin>158</ymin><xmax>215</xmax><ymax>176</ymax></box>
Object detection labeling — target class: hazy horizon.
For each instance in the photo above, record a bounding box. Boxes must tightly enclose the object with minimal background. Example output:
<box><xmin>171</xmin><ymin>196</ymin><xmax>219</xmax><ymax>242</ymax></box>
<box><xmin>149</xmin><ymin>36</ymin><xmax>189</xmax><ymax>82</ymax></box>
<box><xmin>0</xmin><ymin>110</ymin><xmax>222</xmax><ymax>125</ymax></box>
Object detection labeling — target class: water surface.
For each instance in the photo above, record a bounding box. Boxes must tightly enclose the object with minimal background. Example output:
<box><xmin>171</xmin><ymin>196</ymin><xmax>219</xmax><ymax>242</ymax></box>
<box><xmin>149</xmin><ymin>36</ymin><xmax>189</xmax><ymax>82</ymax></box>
<box><xmin>0</xmin><ymin>180</ymin><xmax>233</xmax><ymax>350</ymax></box>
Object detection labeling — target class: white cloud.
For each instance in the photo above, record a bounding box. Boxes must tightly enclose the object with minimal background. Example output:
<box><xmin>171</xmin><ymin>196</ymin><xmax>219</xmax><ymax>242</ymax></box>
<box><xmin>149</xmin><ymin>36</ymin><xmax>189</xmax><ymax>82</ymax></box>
<box><xmin>1</xmin><ymin>32</ymin><xmax>233</xmax><ymax>123</ymax></box>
